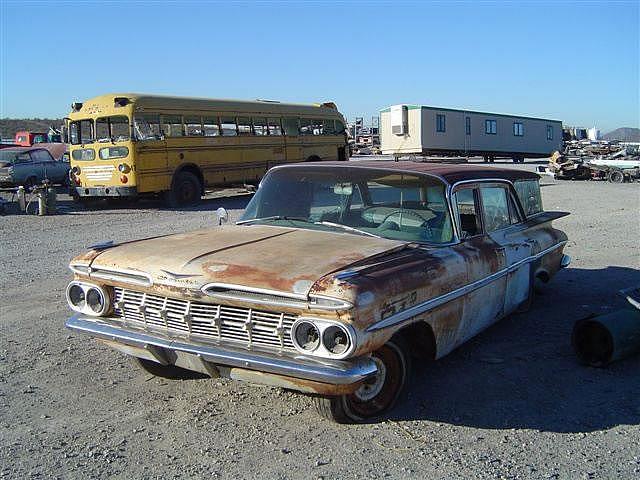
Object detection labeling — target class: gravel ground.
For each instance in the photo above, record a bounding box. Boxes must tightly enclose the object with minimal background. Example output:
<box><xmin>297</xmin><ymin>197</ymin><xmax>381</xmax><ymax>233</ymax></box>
<box><xmin>1</xmin><ymin>160</ymin><xmax>639</xmax><ymax>479</ymax></box>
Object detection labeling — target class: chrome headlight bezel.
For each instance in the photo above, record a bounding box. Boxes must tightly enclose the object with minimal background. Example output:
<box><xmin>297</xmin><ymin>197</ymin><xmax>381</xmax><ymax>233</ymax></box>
<box><xmin>66</xmin><ymin>281</ymin><xmax>110</xmax><ymax>316</ymax></box>
<box><xmin>291</xmin><ymin>317</ymin><xmax>356</xmax><ymax>359</ymax></box>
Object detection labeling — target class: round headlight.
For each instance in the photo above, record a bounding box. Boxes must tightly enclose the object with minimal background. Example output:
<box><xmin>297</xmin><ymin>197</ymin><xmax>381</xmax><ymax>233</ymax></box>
<box><xmin>322</xmin><ymin>325</ymin><xmax>351</xmax><ymax>355</ymax></box>
<box><xmin>293</xmin><ymin>321</ymin><xmax>320</xmax><ymax>352</ymax></box>
<box><xmin>71</xmin><ymin>166</ymin><xmax>81</xmax><ymax>175</ymax></box>
<box><xmin>118</xmin><ymin>163</ymin><xmax>131</xmax><ymax>173</ymax></box>
<box><xmin>86</xmin><ymin>287</ymin><xmax>104</xmax><ymax>313</ymax></box>
<box><xmin>68</xmin><ymin>284</ymin><xmax>85</xmax><ymax>307</ymax></box>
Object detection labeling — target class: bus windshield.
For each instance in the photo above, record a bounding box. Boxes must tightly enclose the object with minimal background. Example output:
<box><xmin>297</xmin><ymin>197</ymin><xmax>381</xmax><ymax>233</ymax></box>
<box><xmin>240</xmin><ymin>167</ymin><xmax>454</xmax><ymax>244</ymax></box>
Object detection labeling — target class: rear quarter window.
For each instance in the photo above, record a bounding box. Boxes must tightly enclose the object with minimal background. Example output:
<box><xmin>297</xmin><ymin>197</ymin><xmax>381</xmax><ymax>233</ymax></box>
<box><xmin>514</xmin><ymin>179</ymin><xmax>543</xmax><ymax>216</ymax></box>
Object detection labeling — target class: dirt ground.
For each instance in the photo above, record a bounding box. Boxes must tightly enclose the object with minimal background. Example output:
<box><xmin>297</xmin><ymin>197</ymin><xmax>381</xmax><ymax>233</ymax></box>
<box><xmin>1</xmin><ymin>160</ymin><xmax>639</xmax><ymax>479</ymax></box>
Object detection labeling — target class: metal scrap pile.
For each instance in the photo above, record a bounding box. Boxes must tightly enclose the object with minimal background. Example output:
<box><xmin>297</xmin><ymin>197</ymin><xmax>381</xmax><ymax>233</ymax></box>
<box><xmin>546</xmin><ymin>144</ymin><xmax>640</xmax><ymax>183</ymax></box>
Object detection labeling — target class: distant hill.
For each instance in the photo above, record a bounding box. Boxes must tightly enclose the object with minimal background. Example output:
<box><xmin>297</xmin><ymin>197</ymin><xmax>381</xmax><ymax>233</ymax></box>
<box><xmin>602</xmin><ymin>127</ymin><xmax>640</xmax><ymax>142</ymax></box>
<box><xmin>0</xmin><ymin>118</ymin><xmax>64</xmax><ymax>141</ymax></box>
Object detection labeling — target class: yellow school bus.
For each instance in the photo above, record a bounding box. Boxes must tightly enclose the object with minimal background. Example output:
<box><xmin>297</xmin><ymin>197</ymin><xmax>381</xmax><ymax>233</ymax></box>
<box><xmin>65</xmin><ymin>93</ymin><xmax>349</xmax><ymax>206</ymax></box>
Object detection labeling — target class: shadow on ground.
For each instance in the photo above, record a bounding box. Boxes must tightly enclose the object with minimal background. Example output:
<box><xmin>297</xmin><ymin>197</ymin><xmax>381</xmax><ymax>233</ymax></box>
<box><xmin>389</xmin><ymin>265</ymin><xmax>640</xmax><ymax>433</ymax></box>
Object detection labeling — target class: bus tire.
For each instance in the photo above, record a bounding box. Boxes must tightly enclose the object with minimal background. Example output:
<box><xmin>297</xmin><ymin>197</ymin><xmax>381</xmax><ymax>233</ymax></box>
<box><xmin>165</xmin><ymin>171</ymin><xmax>202</xmax><ymax>207</ymax></box>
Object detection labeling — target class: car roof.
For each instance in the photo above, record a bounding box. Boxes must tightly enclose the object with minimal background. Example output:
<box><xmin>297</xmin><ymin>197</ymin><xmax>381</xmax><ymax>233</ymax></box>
<box><xmin>280</xmin><ymin>160</ymin><xmax>540</xmax><ymax>185</ymax></box>
<box><xmin>1</xmin><ymin>146</ymin><xmax>46</xmax><ymax>153</ymax></box>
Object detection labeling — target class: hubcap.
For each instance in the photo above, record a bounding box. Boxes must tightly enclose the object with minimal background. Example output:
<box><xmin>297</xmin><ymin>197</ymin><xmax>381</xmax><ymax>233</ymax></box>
<box><xmin>353</xmin><ymin>356</ymin><xmax>387</xmax><ymax>401</ymax></box>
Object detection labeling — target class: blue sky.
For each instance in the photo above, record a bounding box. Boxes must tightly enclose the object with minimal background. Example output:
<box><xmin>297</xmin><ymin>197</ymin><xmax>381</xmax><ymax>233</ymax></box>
<box><xmin>0</xmin><ymin>1</ymin><xmax>638</xmax><ymax>132</ymax></box>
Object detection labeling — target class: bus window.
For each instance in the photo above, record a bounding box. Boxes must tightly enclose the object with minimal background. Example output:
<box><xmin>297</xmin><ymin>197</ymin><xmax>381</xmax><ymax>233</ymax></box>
<box><xmin>323</xmin><ymin>119</ymin><xmax>336</xmax><ymax>135</ymax></box>
<box><xmin>111</xmin><ymin>116</ymin><xmax>130</xmax><ymax>141</ymax></box>
<box><xmin>268</xmin><ymin>118</ymin><xmax>282</xmax><ymax>136</ymax></box>
<box><xmin>312</xmin><ymin>120</ymin><xmax>323</xmax><ymax>135</ymax></box>
<box><xmin>221</xmin><ymin>117</ymin><xmax>238</xmax><ymax>136</ymax></box>
<box><xmin>70</xmin><ymin>119</ymin><xmax>93</xmax><ymax>144</ymax></box>
<box><xmin>162</xmin><ymin>115</ymin><xmax>184</xmax><ymax>137</ymax></box>
<box><xmin>299</xmin><ymin>118</ymin><xmax>312</xmax><ymax>135</ymax></box>
<box><xmin>96</xmin><ymin>118</ymin><xmax>110</xmax><ymax>142</ymax></box>
<box><xmin>134</xmin><ymin>114</ymin><xmax>161</xmax><ymax>141</ymax></box>
<box><xmin>237</xmin><ymin>117</ymin><xmax>252</xmax><ymax>136</ymax></box>
<box><xmin>203</xmin><ymin>116</ymin><xmax>220</xmax><ymax>136</ymax></box>
<box><xmin>335</xmin><ymin>120</ymin><xmax>346</xmax><ymax>134</ymax></box>
<box><xmin>253</xmin><ymin>118</ymin><xmax>267</xmax><ymax>136</ymax></box>
<box><xmin>282</xmin><ymin>118</ymin><xmax>298</xmax><ymax>136</ymax></box>
<box><xmin>185</xmin><ymin>116</ymin><xmax>203</xmax><ymax>136</ymax></box>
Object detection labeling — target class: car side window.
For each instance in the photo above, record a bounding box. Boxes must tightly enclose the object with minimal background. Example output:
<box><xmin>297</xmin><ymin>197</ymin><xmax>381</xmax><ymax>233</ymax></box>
<box><xmin>454</xmin><ymin>188</ymin><xmax>481</xmax><ymax>238</ymax></box>
<box><xmin>480</xmin><ymin>186</ymin><xmax>511</xmax><ymax>232</ymax></box>
<box><xmin>31</xmin><ymin>150</ymin><xmax>53</xmax><ymax>162</ymax></box>
<box><xmin>15</xmin><ymin>153</ymin><xmax>32</xmax><ymax>164</ymax></box>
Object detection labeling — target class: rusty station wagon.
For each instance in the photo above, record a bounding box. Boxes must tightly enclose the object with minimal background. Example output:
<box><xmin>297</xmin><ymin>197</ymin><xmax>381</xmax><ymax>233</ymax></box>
<box><xmin>65</xmin><ymin>161</ymin><xmax>570</xmax><ymax>423</ymax></box>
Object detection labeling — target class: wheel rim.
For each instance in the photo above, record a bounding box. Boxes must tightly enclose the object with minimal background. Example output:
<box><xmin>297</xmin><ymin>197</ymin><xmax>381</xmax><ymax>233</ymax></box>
<box><xmin>341</xmin><ymin>342</ymin><xmax>406</xmax><ymax>419</ymax></box>
<box><xmin>177</xmin><ymin>179</ymin><xmax>196</xmax><ymax>203</ymax></box>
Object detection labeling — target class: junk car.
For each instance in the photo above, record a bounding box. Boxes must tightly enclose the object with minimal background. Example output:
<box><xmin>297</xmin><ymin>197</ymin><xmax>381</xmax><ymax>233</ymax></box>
<box><xmin>65</xmin><ymin>161</ymin><xmax>569</xmax><ymax>423</ymax></box>
<box><xmin>0</xmin><ymin>147</ymin><xmax>70</xmax><ymax>188</ymax></box>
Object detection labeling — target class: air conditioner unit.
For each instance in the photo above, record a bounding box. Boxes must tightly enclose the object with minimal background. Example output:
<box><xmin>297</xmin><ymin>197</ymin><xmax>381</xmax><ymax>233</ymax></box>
<box><xmin>390</xmin><ymin>105</ymin><xmax>408</xmax><ymax>135</ymax></box>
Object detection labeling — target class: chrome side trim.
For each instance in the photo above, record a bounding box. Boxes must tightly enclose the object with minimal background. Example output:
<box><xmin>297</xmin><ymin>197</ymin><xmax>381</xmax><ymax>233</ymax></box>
<box><xmin>366</xmin><ymin>241</ymin><xmax>567</xmax><ymax>332</ymax></box>
<box><xmin>202</xmin><ymin>282</ymin><xmax>307</xmax><ymax>300</ymax></box>
<box><xmin>201</xmin><ymin>282</ymin><xmax>353</xmax><ymax>311</ymax></box>
<box><xmin>66</xmin><ymin>315</ymin><xmax>377</xmax><ymax>385</ymax></box>
<box><xmin>89</xmin><ymin>266</ymin><xmax>153</xmax><ymax>287</ymax></box>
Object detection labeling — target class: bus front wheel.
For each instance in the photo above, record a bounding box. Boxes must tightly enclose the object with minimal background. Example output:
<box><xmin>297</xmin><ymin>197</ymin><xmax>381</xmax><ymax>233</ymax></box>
<box><xmin>165</xmin><ymin>171</ymin><xmax>202</xmax><ymax>208</ymax></box>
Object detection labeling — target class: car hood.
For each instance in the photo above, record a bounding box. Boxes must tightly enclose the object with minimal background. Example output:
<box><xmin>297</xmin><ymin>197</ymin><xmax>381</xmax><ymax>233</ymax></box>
<box><xmin>86</xmin><ymin>225</ymin><xmax>407</xmax><ymax>295</ymax></box>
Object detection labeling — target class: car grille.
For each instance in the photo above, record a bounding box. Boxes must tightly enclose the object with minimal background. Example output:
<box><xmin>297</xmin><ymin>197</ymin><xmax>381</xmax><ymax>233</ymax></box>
<box><xmin>113</xmin><ymin>287</ymin><xmax>297</xmax><ymax>351</ymax></box>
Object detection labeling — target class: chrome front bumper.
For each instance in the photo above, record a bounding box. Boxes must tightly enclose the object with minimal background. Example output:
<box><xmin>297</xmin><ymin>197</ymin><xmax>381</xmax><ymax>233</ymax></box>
<box><xmin>65</xmin><ymin>315</ymin><xmax>377</xmax><ymax>390</ymax></box>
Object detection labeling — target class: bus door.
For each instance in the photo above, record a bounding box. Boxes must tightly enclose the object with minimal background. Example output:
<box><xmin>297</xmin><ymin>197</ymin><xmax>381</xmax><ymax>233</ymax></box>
<box><xmin>134</xmin><ymin>114</ymin><xmax>167</xmax><ymax>192</ymax></box>
<box><xmin>282</xmin><ymin>117</ymin><xmax>303</xmax><ymax>164</ymax></box>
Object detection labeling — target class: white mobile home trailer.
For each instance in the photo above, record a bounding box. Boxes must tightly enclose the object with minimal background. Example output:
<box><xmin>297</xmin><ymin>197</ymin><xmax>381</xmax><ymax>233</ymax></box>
<box><xmin>380</xmin><ymin>105</ymin><xmax>562</xmax><ymax>162</ymax></box>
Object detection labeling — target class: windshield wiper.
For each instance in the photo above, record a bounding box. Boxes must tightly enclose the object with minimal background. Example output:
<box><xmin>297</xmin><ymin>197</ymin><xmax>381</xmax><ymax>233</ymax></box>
<box><xmin>314</xmin><ymin>221</ymin><xmax>381</xmax><ymax>238</ymax></box>
<box><xmin>236</xmin><ymin>215</ymin><xmax>313</xmax><ymax>225</ymax></box>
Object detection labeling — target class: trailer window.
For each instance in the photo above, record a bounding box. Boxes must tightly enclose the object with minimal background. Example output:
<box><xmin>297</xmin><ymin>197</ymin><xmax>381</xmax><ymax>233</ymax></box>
<box><xmin>513</xmin><ymin>122</ymin><xmax>524</xmax><ymax>136</ymax></box>
<box><xmin>465</xmin><ymin>116</ymin><xmax>471</xmax><ymax>135</ymax></box>
<box><xmin>514</xmin><ymin>180</ymin><xmax>543</xmax><ymax>216</ymax></box>
<box><xmin>547</xmin><ymin>125</ymin><xmax>554</xmax><ymax>140</ymax></box>
<box><xmin>485</xmin><ymin>120</ymin><xmax>497</xmax><ymax>135</ymax></box>
<box><xmin>436</xmin><ymin>114</ymin><xmax>446</xmax><ymax>133</ymax></box>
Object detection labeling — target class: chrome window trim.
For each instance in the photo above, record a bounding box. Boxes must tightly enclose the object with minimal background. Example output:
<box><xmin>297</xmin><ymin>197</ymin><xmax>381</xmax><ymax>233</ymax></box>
<box><xmin>366</xmin><ymin>240</ymin><xmax>567</xmax><ymax>332</ymax></box>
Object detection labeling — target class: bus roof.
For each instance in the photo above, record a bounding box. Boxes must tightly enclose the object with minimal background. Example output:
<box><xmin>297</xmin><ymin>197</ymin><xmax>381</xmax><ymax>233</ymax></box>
<box><xmin>70</xmin><ymin>93</ymin><xmax>344</xmax><ymax>118</ymax></box>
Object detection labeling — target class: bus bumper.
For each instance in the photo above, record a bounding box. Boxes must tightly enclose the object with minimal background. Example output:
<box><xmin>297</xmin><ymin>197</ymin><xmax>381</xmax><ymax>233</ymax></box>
<box><xmin>74</xmin><ymin>186</ymin><xmax>138</xmax><ymax>197</ymax></box>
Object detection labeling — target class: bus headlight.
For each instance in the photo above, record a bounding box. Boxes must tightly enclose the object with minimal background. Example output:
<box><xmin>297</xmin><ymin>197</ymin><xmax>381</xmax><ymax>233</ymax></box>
<box><xmin>66</xmin><ymin>281</ymin><xmax>110</xmax><ymax>316</ymax></box>
<box><xmin>71</xmin><ymin>166</ymin><xmax>81</xmax><ymax>175</ymax></box>
<box><xmin>118</xmin><ymin>163</ymin><xmax>131</xmax><ymax>173</ymax></box>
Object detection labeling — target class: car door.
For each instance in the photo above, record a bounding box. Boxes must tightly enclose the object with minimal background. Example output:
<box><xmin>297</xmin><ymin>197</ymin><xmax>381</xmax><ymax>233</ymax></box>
<box><xmin>478</xmin><ymin>183</ymin><xmax>533</xmax><ymax>314</ymax></box>
<box><xmin>29</xmin><ymin>149</ymin><xmax>50</xmax><ymax>181</ymax></box>
<box><xmin>13</xmin><ymin>152</ymin><xmax>36</xmax><ymax>185</ymax></box>
<box><xmin>33</xmin><ymin>149</ymin><xmax>59</xmax><ymax>182</ymax></box>
<box><xmin>450</xmin><ymin>185</ymin><xmax>507</xmax><ymax>345</ymax></box>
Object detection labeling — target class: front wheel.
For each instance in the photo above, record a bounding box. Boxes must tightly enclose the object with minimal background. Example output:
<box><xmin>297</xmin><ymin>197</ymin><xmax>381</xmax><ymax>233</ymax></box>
<box><xmin>313</xmin><ymin>338</ymin><xmax>411</xmax><ymax>423</ymax></box>
<box><xmin>164</xmin><ymin>171</ymin><xmax>202</xmax><ymax>208</ymax></box>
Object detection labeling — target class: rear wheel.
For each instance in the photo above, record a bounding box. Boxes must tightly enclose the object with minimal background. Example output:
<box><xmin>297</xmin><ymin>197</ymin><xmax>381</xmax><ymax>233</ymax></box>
<box><xmin>164</xmin><ymin>171</ymin><xmax>202</xmax><ymax>207</ymax></box>
<box><xmin>132</xmin><ymin>357</ymin><xmax>208</xmax><ymax>380</ymax></box>
<box><xmin>313</xmin><ymin>337</ymin><xmax>411</xmax><ymax>423</ymax></box>
<box><xmin>608</xmin><ymin>169</ymin><xmax>624</xmax><ymax>184</ymax></box>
